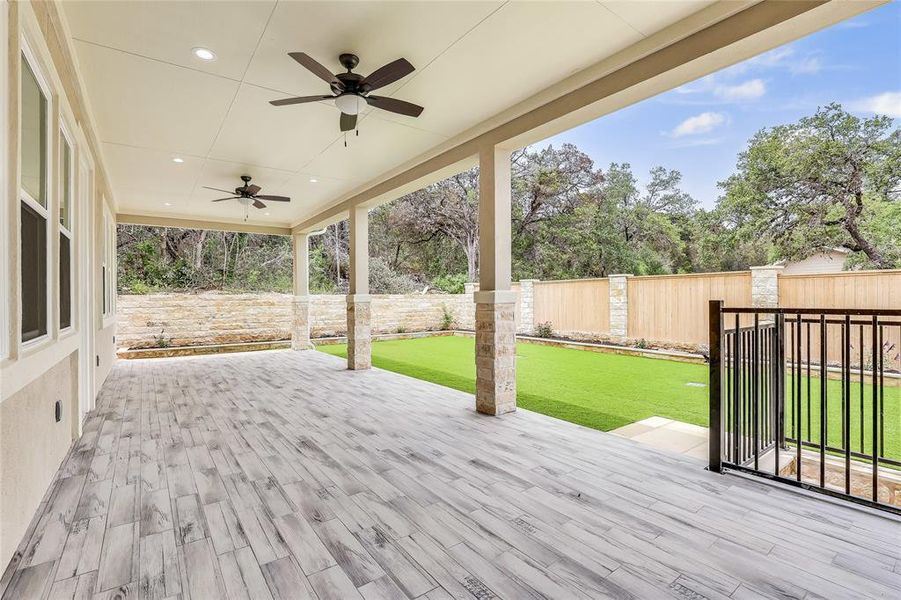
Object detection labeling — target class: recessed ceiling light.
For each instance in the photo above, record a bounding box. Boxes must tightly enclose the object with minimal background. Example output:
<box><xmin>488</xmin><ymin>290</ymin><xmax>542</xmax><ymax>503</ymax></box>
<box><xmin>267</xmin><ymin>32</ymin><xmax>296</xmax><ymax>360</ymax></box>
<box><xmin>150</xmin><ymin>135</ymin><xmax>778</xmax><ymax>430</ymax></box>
<box><xmin>192</xmin><ymin>47</ymin><xmax>216</xmax><ymax>61</ymax></box>
<box><xmin>309</xmin><ymin>177</ymin><xmax>318</xmax><ymax>183</ymax></box>
<box><xmin>172</xmin><ymin>157</ymin><xmax>184</xmax><ymax>163</ymax></box>
<box><xmin>264</xmin><ymin>212</ymin><xmax>270</xmax><ymax>216</ymax></box>
<box><xmin>164</xmin><ymin>202</ymin><xmax>172</xmax><ymax>206</ymax></box>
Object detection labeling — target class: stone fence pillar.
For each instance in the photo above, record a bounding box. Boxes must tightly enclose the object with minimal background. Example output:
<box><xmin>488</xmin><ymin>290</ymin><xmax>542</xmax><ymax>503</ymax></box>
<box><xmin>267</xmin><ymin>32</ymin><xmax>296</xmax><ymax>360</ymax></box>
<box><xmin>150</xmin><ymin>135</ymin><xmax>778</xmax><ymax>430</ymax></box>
<box><xmin>518</xmin><ymin>280</ymin><xmax>538</xmax><ymax>335</ymax></box>
<box><xmin>608</xmin><ymin>274</ymin><xmax>632</xmax><ymax>339</ymax></box>
<box><xmin>346</xmin><ymin>294</ymin><xmax>371</xmax><ymax>370</ymax></box>
<box><xmin>750</xmin><ymin>265</ymin><xmax>783</xmax><ymax>308</ymax></box>
<box><xmin>291</xmin><ymin>296</ymin><xmax>313</xmax><ymax>350</ymax></box>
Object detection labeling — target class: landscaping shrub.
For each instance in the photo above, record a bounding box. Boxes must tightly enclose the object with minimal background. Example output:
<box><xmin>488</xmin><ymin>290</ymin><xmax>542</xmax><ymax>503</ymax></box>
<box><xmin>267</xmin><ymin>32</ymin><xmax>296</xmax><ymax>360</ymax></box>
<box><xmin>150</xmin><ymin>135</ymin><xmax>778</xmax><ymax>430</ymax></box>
<box><xmin>535</xmin><ymin>321</ymin><xmax>554</xmax><ymax>338</ymax></box>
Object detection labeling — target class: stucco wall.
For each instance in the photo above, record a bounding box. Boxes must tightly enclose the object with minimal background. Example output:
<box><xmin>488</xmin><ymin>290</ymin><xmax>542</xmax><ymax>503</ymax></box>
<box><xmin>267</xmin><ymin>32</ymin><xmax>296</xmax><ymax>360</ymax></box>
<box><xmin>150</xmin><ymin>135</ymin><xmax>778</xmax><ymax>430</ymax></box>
<box><xmin>0</xmin><ymin>353</ymin><xmax>78</xmax><ymax>569</ymax></box>
<box><xmin>116</xmin><ymin>292</ymin><xmax>475</xmax><ymax>350</ymax></box>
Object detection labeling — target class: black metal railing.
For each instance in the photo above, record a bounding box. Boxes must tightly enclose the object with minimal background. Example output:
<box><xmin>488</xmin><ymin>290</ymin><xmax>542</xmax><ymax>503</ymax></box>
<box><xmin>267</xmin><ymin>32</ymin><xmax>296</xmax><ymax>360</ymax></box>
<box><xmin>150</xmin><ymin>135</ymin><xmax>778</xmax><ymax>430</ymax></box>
<box><xmin>709</xmin><ymin>301</ymin><xmax>900</xmax><ymax>514</ymax></box>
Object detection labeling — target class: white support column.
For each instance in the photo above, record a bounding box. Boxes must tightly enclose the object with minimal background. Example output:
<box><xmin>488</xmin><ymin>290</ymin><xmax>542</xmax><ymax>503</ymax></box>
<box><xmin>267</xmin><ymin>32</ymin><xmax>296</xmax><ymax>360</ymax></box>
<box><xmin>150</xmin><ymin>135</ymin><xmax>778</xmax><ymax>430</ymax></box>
<box><xmin>291</xmin><ymin>233</ymin><xmax>313</xmax><ymax>350</ymax></box>
<box><xmin>608</xmin><ymin>274</ymin><xmax>632</xmax><ymax>339</ymax></box>
<box><xmin>347</xmin><ymin>206</ymin><xmax>371</xmax><ymax>370</ymax></box>
<box><xmin>750</xmin><ymin>265</ymin><xmax>783</xmax><ymax>308</ymax></box>
<box><xmin>475</xmin><ymin>146</ymin><xmax>516</xmax><ymax>416</ymax></box>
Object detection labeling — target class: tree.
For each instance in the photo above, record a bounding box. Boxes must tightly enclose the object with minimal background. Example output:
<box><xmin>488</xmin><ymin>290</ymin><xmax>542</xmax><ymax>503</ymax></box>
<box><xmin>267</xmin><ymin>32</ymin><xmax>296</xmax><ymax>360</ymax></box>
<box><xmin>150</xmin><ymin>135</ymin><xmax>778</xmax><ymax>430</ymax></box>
<box><xmin>390</xmin><ymin>168</ymin><xmax>481</xmax><ymax>281</ymax></box>
<box><xmin>717</xmin><ymin>104</ymin><xmax>900</xmax><ymax>268</ymax></box>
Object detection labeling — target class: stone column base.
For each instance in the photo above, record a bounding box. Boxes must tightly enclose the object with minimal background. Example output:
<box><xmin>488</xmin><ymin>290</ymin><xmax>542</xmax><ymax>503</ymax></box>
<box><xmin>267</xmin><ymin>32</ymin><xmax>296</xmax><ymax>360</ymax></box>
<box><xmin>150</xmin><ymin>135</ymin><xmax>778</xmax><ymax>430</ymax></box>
<box><xmin>474</xmin><ymin>290</ymin><xmax>517</xmax><ymax>415</ymax></box>
<box><xmin>346</xmin><ymin>294</ymin><xmax>371</xmax><ymax>370</ymax></box>
<box><xmin>291</xmin><ymin>296</ymin><xmax>313</xmax><ymax>350</ymax></box>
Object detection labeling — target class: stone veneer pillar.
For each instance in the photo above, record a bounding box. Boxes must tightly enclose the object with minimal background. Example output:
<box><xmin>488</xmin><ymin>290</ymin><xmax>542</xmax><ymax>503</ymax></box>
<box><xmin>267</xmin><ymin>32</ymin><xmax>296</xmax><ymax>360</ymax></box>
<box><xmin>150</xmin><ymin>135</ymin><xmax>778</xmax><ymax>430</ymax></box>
<box><xmin>608</xmin><ymin>274</ymin><xmax>632</xmax><ymax>338</ymax></box>
<box><xmin>291</xmin><ymin>296</ymin><xmax>313</xmax><ymax>350</ymax></box>
<box><xmin>517</xmin><ymin>280</ymin><xmax>538</xmax><ymax>335</ymax></box>
<box><xmin>347</xmin><ymin>206</ymin><xmax>371</xmax><ymax>370</ymax></box>
<box><xmin>750</xmin><ymin>265</ymin><xmax>783</xmax><ymax>308</ymax></box>
<box><xmin>346</xmin><ymin>294</ymin><xmax>371</xmax><ymax>370</ymax></box>
<box><xmin>291</xmin><ymin>233</ymin><xmax>313</xmax><ymax>350</ymax></box>
<box><xmin>475</xmin><ymin>290</ymin><xmax>517</xmax><ymax>415</ymax></box>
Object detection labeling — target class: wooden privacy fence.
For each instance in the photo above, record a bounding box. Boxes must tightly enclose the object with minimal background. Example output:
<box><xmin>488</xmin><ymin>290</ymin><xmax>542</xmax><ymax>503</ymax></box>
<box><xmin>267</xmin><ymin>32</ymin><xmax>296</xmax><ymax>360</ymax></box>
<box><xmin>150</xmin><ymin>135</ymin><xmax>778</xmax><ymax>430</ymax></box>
<box><xmin>530</xmin><ymin>269</ymin><xmax>900</xmax><ymax>351</ymax></box>
<box><xmin>533</xmin><ymin>278</ymin><xmax>609</xmax><ymax>335</ymax></box>
<box><xmin>779</xmin><ymin>271</ymin><xmax>901</xmax><ymax>368</ymax></box>
<box><xmin>627</xmin><ymin>272</ymin><xmax>752</xmax><ymax>346</ymax></box>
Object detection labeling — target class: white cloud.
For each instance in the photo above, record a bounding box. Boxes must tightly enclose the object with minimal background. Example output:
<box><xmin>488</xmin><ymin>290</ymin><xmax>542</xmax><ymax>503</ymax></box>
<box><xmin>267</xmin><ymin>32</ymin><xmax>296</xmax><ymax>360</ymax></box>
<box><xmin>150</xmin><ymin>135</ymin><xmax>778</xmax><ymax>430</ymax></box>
<box><xmin>714</xmin><ymin>79</ymin><xmax>766</xmax><ymax>101</ymax></box>
<box><xmin>849</xmin><ymin>91</ymin><xmax>901</xmax><ymax>118</ymax></box>
<box><xmin>790</xmin><ymin>56</ymin><xmax>822</xmax><ymax>75</ymax></box>
<box><xmin>667</xmin><ymin>137</ymin><xmax>725</xmax><ymax>149</ymax></box>
<box><xmin>748</xmin><ymin>47</ymin><xmax>822</xmax><ymax>75</ymax></box>
<box><xmin>669</xmin><ymin>112</ymin><xmax>727</xmax><ymax>138</ymax></box>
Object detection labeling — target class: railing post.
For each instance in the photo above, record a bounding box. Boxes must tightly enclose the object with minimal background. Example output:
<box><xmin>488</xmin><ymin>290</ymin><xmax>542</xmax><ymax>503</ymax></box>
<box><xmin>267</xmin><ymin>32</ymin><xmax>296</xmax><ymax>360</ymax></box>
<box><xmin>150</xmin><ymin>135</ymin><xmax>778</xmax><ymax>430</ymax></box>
<box><xmin>708</xmin><ymin>300</ymin><xmax>724</xmax><ymax>472</ymax></box>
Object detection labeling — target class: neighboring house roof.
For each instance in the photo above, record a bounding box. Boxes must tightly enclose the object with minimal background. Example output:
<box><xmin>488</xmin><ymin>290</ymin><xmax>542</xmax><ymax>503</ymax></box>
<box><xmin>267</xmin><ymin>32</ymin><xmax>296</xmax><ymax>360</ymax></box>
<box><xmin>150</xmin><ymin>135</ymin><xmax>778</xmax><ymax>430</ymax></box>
<box><xmin>774</xmin><ymin>248</ymin><xmax>850</xmax><ymax>275</ymax></box>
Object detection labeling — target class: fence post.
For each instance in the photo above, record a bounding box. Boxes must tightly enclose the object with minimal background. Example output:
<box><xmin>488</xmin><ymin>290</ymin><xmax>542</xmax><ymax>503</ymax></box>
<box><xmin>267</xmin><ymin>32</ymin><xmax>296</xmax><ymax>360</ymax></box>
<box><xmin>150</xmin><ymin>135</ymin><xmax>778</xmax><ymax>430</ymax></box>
<box><xmin>518</xmin><ymin>280</ymin><xmax>538</xmax><ymax>335</ymax></box>
<box><xmin>608</xmin><ymin>274</ymin><xmax>632</xmax><ymax>339</ymax></box>
<box><xmin>708</xmin><ymin>300</ymin><xmax>724</xmax><ymax>472</ymax></box>
<box><xmin>750</xmin><ymin>265</ymin><xmax>783</xmax><ymax>308</ymax></box>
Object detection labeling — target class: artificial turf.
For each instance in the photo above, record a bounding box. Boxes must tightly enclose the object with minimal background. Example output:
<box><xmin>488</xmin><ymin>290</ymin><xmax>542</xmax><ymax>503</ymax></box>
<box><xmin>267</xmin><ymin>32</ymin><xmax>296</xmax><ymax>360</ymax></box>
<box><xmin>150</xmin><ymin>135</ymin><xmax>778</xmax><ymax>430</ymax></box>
<box><xmin>319</xmin><ymin>335</ymin><xmax>710</xmax><ymax>431</ymax></box>
<box><xmin>318</xmin><ymin>335</ymin><xmax>900</xmax><ymax>461</ymax></box>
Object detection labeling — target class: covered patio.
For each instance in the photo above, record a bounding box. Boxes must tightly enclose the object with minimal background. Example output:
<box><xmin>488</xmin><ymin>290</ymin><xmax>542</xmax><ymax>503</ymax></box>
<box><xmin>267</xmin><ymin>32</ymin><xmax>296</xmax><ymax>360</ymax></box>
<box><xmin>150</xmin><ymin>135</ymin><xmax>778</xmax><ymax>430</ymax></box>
<box><xmin>2</xmin><ymin>350</ymin><xmax>899</xmax><ymax>599</ymax></box>
<box><xmin>3</xmin><ymin>1</ymin><xmax>900</xmax><ymax>597</ymax></box>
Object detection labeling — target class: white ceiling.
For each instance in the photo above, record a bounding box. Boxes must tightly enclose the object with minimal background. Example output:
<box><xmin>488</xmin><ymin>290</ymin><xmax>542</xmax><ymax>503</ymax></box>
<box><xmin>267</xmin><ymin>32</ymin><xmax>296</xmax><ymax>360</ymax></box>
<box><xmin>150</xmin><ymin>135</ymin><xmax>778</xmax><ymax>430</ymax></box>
<box><xmin>63</xmin><ymin>0</ymin><xmax>713</xmax><ymax>228</ymax></box>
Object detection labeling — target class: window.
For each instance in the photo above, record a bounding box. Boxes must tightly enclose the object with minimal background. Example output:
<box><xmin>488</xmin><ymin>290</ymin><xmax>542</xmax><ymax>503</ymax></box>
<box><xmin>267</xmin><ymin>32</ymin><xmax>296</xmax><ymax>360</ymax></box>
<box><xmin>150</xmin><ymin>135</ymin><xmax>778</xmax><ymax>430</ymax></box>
<box><xmin>101</xmin><ymin>206</ymin><xmax>115</xmax><ymax>319</ymax></box>
<box><xmin>20</xmin><ymin>54</ymin><xmax>49</xmax><ymax>343</ymax></box>
<box><xmin>59</xmin><ymin>132</ymin><xmax>74</xmax><ymax>330</ymax></box>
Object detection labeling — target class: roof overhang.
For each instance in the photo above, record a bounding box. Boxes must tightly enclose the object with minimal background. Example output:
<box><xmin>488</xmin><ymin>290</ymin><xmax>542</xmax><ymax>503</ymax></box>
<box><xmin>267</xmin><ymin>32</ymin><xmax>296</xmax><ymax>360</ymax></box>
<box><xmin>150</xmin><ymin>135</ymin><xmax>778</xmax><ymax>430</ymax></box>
<box><xmin>62</xmin><ymin>0</ymin><xmax>885</xmax><ymax>235</ymax></box>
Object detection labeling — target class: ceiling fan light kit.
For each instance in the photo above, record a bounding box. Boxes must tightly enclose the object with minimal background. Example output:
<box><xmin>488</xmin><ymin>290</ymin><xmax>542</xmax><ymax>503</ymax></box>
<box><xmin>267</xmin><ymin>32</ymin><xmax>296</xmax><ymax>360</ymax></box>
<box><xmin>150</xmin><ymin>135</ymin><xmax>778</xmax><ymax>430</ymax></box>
<box><xmin>214</xmin><ymin>51</ymin><xmax>422</xmax><ymax>222</ymax></box>
<box><xmin>270</xmin><ymin>51</ymin><xmax>424</xmax><ymax>136</ymax></box>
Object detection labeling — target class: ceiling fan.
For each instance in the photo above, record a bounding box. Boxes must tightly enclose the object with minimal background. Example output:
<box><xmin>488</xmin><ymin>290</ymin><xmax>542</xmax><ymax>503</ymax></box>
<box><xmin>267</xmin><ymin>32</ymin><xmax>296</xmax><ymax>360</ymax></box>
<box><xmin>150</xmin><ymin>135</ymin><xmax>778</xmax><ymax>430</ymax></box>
<box><xmin>203</xmin><ymin>175</ymin><xmax>289</xmax><ymax>220</ymax></box>
<box><xmin>269</xmin><ymin>52</ymin><xmax>424</xmax><ymax>133</ymax></box>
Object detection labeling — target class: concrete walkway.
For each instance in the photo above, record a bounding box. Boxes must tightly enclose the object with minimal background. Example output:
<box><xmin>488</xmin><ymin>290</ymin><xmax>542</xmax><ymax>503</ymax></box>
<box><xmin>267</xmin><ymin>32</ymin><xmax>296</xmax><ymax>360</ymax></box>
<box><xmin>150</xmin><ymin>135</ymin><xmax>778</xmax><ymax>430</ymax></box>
<box><xmin>611</xmin><ymin>416</ymin><xmax>709</xmax><ymax>461</ymax></box>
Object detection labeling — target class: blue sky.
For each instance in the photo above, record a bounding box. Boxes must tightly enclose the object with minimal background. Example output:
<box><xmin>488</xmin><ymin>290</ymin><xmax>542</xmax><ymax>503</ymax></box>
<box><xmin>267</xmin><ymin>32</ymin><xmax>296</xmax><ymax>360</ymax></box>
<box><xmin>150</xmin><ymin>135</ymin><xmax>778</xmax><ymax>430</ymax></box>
<box><xmin>542</xmin><ymin>2</ymin><xmax>901</xmax><ymax>208</ymax></box>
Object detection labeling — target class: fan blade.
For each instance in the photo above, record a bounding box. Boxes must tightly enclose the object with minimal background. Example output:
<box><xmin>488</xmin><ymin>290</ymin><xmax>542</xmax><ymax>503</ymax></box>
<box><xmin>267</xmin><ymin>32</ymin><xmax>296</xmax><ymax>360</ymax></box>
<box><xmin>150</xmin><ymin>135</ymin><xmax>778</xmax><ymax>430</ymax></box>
<box><xmin>253</xmin><ymin>199</ymin><xmax>267</xmax><ymax>209</ymax></box>
<box><xmin>365</xmin><ymin>95</ymin><xmax>423</xmax><ymax>117</ymax></box>
<box><xmin>270</xmin><ymin>95</ymin><xmax>334</xmax><ymax>107</ymax></box>
<box><xmin>340</xmin><ymin>112</ymin><xmax>357</xmax><ymax>132</ymax></box>
<box><xmin>211</xmin><ymin>197</ymin><xmax>239</xmax><ymax>202</ymax></box>
<box><xmin>203</xmin><ymin>186</ymin><xmax>236</xmax><ymax>194</ymax></box>
<box><xmin>245</xmin><ymin>184</ymin><xmax>261</xmax><ymax>196</ymax></box>
<box><xmin>255</xmin><ymin>195</ymin><xmax>290</xmax><ymax>202</ymax></box>
<box><xmin>360</xmin><ymin>58</ymin><xmax>414</xmax><ymax>92</ymax></box>
<box><xmin>288</xmin><ymin>52</ymin><xmax>342</xmax><ymax>89</ymax></box>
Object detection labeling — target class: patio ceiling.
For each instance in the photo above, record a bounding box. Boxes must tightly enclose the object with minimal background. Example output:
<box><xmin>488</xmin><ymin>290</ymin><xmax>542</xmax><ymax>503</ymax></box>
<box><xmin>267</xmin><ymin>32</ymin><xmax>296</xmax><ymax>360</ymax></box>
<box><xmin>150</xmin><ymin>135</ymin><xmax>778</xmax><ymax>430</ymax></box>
<box><xmin>63</xmin><ymin>0</ymin><xmax>717</xmax><ymax>229</ymax></box>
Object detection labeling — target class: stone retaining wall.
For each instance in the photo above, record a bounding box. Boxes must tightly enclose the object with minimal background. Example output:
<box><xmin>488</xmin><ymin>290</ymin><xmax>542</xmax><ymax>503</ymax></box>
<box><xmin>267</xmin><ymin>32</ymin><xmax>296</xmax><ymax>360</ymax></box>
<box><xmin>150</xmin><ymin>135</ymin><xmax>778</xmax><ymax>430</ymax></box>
<box><xmin>116</xmin><ymin>292</ymin><xmax>475</xmax><ymax>350</ymax></box>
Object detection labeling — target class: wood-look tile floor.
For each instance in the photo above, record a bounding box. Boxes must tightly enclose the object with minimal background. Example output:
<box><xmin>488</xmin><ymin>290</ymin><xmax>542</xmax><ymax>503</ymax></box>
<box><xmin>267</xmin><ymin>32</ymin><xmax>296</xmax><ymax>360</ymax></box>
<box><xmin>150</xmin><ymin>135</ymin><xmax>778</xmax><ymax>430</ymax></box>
<box><xmin>2</xmin><ymin>350</ymin><xmax>900</xmax><ymax>600</ymax></box>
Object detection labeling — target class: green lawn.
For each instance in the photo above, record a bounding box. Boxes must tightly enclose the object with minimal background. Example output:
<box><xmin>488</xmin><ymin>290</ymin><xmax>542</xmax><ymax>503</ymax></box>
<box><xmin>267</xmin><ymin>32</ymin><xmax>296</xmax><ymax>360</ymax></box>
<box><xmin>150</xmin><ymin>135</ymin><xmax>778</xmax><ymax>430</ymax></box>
<box><xmin>320</xmin><ymin>335</ymin><xmax>711</xmax><ymax>431</ymax></box>
<box><xmin>319</xmin><ymin>335</ymin><xmax>900</xmax><ymax>461</ymax></box>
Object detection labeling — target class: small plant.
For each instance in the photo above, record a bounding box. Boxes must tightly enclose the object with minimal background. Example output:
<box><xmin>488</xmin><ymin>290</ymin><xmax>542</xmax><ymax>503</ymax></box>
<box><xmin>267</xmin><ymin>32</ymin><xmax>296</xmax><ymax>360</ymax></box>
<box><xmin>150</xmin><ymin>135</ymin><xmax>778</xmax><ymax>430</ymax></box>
<box><xmin>535</xmin><ymin>321</ymin><xmax>554</xmax><ymax>338</ymax></box>
<box><xmin>439</xmin><ymin>305</ymin><xmax>456</xmax><ymax>330</ymax></box>
<box><xmin>153</xmin><ymin>329</ymin><xmax>171</xmax><ymax>348</ymax></box>
<box><xmin>395</xmin><ymin>326</ymin><xmax>407</xmax><ymax>334</ymax></box>
<box><xmin>636</xmin><ymin>338</ymin><xmax>649</xmax><ymax>349</ymax></box>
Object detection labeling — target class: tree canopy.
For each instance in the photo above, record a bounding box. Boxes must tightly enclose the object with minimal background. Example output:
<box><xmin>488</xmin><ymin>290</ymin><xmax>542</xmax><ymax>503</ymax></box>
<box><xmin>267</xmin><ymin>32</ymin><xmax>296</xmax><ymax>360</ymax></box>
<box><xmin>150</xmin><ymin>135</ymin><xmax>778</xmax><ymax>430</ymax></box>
<box><xmin>118</xmin><ymin>105</ymin><xmax>900</xmax><ymax>295</ymax></box>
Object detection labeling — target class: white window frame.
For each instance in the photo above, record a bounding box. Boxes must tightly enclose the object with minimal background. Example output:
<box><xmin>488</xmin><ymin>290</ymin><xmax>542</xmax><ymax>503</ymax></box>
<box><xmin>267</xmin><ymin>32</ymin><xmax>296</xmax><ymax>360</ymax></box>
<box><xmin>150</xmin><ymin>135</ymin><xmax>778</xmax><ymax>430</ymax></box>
<box><xmin>19</xmin><ymin>38</ymin><xmax>53</xmax><ymax>352</ymax></box>
<box><xmin>59</xmin><ymin>122</ymin><xmax>75</xmax><ymax>336</ymax></box>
